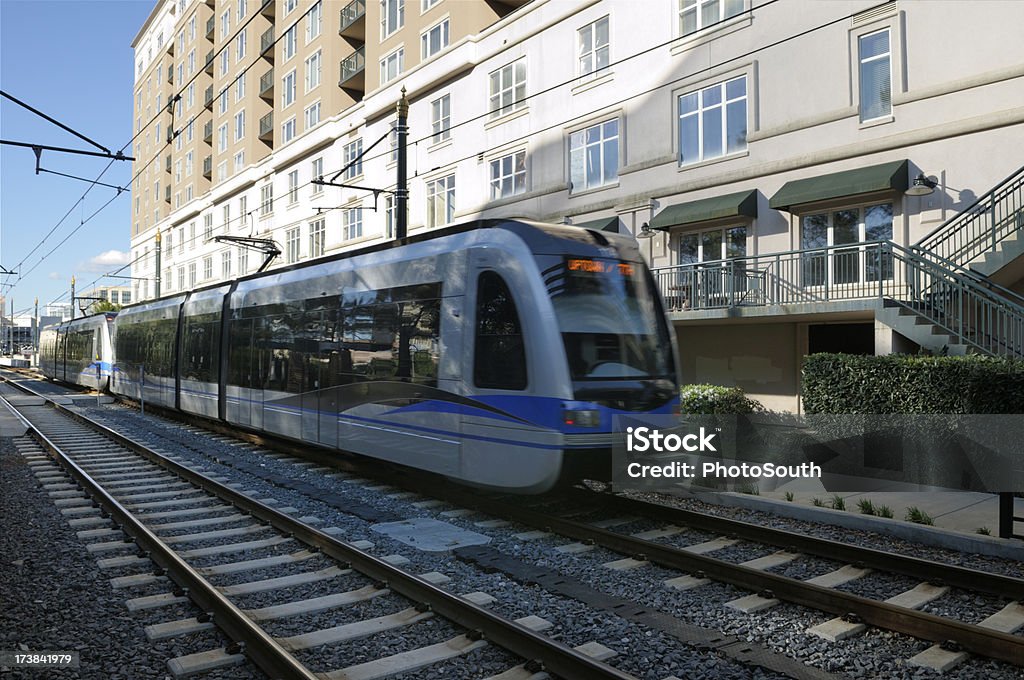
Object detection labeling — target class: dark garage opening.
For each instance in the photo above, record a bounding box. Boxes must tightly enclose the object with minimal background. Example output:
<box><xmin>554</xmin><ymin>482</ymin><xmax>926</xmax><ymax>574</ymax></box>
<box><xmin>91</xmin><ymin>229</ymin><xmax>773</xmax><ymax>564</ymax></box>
<box><xmin>808</xmin><ymin>323</ymin><xmax>874</xmax><ymax>355</ymax></box>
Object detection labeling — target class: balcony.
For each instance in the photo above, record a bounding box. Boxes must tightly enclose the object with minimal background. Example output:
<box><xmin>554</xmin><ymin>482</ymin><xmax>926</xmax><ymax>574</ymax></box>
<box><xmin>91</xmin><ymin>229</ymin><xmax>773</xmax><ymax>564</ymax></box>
<box><xmin>202</xmin><ymin>155</ymin><xmax>212</xmax><ymax>179</ymax></box>
<box><xmin>166</xmin><ymin>64</ymin><xmax>173</xmax><ymax>84</ymax></box>
<box><xmin>204</xmin><ymin>85</ymin><xmax>213</xmax><ymax>110</ymax></box>
<box><xmin>206</xmin><ymin>16</ymin><xmax>215</xmax><ymax>41</ymax></box>
<box><xmin>203</xmin><ymin>120</ymin><xmax>213</xmax><ymax>144</ymax></box>
<box><xmin>259</xmin><ymin>112</ymin><xmax>274</xmax><ymax>143</ymax></box>
<box><xmin>260</xmin><ymin>0</ymin><xmax>275</xmax><ymax>18</ymax></box>
<box><xmin>204</xmin><ymin>50</ymin><xmax>214</xmax><ymax>75</ymax></box>
<box><xmin>164</xmin><ymin>185</ymin><xmax>171</xmax><ymax>203</ymax></box>
<box><xmin>165</xmin><ymin>155</ymin><xmax>172</xmax><ymax>173</ymax></box>
<box><xmin>259</xmin><ymin>68</ymin><xmax>274</xmax><ymax>100</ymax></box>
<box><xmin>166</xmin><ymin>39</ymin><xmax>174</xmax><ymax>57</ymax></box>
<box><xmin>338</xmin><ymin>0</ymin><xmax>365</xmax><ymax>39</ymax></box>
<box><xmin>260</xmin><ymin>27</ymin><xmax>275</xmax><ymax>59</ymax></box>
<box><xmin>338</xmin><ymin>46</ymin><xmax>365</xmax><ymax>92</ymax></box>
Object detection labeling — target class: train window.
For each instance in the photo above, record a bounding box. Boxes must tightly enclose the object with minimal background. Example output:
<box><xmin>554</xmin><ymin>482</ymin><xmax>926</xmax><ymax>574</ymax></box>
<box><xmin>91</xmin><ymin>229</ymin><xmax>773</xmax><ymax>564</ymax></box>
<box><xmin>474</xmin><ymin>271</ymin><xmax>527</xmax><ymax>390</ymax></box>
<box><xmin>181</xmin><ymin>312</ymin><xmax>221</xmax><ymax>383</ymax></box>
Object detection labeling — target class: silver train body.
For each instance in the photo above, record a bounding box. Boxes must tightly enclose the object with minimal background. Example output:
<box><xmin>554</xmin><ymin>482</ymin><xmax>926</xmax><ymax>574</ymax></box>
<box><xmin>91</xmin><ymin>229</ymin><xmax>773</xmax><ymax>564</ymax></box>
<box><xmin>46</xmin><ymin>220</ymin><xmax>679</xmax><ymax>493</ymax></box>
<box><xmin>39</xmin><ymin>312</ymin><xmax>116</xmax><ymax>391</ymax></box>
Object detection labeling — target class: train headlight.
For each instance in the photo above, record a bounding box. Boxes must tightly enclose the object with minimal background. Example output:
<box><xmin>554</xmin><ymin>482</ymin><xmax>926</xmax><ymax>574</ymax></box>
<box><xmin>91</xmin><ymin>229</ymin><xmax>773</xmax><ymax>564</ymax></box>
<box><xmin>563</xmin><ymin>408</ymin><xmax>601</xmax><ymax>427</ymax></box>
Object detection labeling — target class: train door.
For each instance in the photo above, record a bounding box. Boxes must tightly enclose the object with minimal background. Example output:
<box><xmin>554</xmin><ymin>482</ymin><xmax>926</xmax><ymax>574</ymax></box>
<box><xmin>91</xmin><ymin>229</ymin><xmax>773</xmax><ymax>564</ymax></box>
<box><xmin>230</xmin><ymin>318</ymin><xmax>256</xmax><ymax>427</ymax></box>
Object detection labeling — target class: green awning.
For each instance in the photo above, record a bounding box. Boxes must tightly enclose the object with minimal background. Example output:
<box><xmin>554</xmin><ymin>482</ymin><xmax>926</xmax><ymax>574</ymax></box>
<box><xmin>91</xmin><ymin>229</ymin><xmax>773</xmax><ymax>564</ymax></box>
<box><xmin>573</xmin><ymin>216</ymin><xmax>620</xmax><ymax>233</ymax></box>
<box><xmin>769</xmin><ymin>159</ymin><xmax>909</xmax><ymax>211</ymax></box>
<box><xmin>650</xmin><ymin>189</ymin><xmax>758</xmax><ymax>231</ymax></box>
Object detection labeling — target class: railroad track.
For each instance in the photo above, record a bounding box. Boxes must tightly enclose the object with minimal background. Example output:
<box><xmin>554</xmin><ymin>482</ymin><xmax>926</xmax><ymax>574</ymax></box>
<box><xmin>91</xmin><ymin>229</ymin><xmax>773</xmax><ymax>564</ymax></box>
<box><xmin>0</xmin><ymin>378</ymin><xmax>635</xmax><ymax>680</ymax></box>
<box><xmin>5</xmin><ymin>371</ymin><xmax>1023</xmax><ymax>678</ymax></box>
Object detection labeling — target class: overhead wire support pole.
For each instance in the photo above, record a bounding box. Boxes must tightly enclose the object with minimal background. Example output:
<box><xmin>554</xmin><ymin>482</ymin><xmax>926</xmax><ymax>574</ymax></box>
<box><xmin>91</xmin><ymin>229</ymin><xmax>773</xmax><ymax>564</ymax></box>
<box><xmin>1</xmin><ymin>89</ymin><xmax>112</xmax><ymax>154</ymax></box>
<box><xmin>396</xmin><ymin>87</ymin><xmax>408</xmax><ymax>242</ymax></box>
<box><xmin>0</xmin><ymin>139</ymin><xmax>133</xmax><ymax>162</ymax></box>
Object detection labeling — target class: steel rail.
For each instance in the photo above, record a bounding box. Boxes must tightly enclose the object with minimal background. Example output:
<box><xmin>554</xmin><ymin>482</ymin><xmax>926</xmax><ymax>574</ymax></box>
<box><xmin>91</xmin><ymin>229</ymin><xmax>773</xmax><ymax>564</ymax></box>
<box><xmin>2</xmin><ymin>379</ymin><xmax>636</xmax><ymax>680</ymax></box>
<box><xmin>565</xmin><ymin>488</ymin><xmax>1024</xmax><ymax>600</ymax></box>
<box><xmin>2</xmin><ymin>395</ymin><xmax>320</xmax><ymax>680</ymax></box>
<box><xmin>435</xmin><ymin>488</ymin><xmax>1024</xmax><ymax>667</ymax></box>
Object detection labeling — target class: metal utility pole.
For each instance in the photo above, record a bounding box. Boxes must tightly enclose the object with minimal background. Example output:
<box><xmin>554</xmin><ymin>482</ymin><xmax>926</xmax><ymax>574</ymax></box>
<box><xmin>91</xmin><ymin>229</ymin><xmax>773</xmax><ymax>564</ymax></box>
<box><xmin>34</xmin><ymin>297</ymin><xmax>38</xmax><ymax>351</ymax></box>
<box><xmin>155</xmin><ymin>230</ymin><xmax>162</xmax><ymax>298</ymax></box>
<box><xmin>70</xmin><ymin>276</ymin><xmax>76</xmax><ymax>320</ymax></box>
<box><xmin>396</xmin><ymin>87</ymin><xmax>408</xmax><ymax>241</ymax></box>
<box><xmin>9</xmin><ymin>298</ymin><xmax>13</xmax><ymax>355</ymax></box>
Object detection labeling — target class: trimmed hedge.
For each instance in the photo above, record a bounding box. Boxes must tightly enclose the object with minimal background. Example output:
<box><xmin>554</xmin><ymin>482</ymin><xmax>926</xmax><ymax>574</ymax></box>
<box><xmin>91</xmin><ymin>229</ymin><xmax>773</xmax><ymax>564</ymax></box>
<box><xmin>802</xmin><ymin>353</ymin><xmax>1024</xmax><ymax>414</ymax></box>
<box><xmin>680</xmin><ymin>384</ymin><xmax>763</xmax><ymax>414</ymax></box>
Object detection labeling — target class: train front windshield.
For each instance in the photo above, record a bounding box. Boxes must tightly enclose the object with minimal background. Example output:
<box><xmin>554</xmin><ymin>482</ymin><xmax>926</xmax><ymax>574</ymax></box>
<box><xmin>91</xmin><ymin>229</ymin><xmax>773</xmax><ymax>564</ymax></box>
<box><xmin>543</xmin><ymin>256</ymin><xmax>675</xmax><ymax>408</ymax></box>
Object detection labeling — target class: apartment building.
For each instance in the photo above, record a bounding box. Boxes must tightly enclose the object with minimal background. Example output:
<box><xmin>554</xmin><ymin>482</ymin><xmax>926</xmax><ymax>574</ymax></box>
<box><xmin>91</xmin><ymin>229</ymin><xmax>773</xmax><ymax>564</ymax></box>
<box><xmin>79</xmin><ymin>285</ymin><xmax>133</xmax><ymax>312</ymax></box>
<box><xmin>131</xmin><ymin>0</ymin><xmax>1024</xmax><ymax>411</ymax></box>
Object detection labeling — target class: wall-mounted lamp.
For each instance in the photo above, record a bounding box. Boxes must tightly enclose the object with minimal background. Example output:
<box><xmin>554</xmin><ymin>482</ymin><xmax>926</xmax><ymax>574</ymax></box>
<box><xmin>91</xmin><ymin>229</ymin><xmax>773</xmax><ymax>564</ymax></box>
<box><xmin>906</xmin><ymin>173</ymin><xmax>938</xmax><ymax>196</ymax></box>
<box><xmin>636</xmin><ymin>222</ymin><xmax>656</xmax><ymax>239</ymax></box>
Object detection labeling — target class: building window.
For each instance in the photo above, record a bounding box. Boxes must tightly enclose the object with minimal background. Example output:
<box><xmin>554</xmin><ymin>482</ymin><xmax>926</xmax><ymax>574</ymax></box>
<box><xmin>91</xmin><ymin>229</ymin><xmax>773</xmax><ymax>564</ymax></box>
<box><xmin>234</xmin><ymin>151</ymin><xmax>245</xmax><ymax>172</ymax></box>
<box><xmin>179</xmin><ymin>226</ymin><xmax>186</xmax><ymax>253</ymax></box>
<box><xmin>306</xmin><ymin>1</ymin><xmax>322</xmax><ymax>42</ymax></box>
<box><xmin>218</xmin><ymin>123</ymin><xmax>228</xmax><ymax>152</ymax></box>
<box><xmin>679</xmin><ymin>0</ymin><xmax>743</xmax><ymax>36</ymax></box>
<box><xmin>219</xmin><ymin>89</ymin><xmax>228</xmax><ymax>114</ymax></box>
<box><xmin>343</xmin><ymin>139</ymin><xmax>363</xmax><ymax>179</ymax></box>
<box><xmin>489</xmin><ymin>59</ymin><xmax>526</xmax><ymax>119</ymax></box>
<box><xmin>177</xmin><ymin>266</ymin><xmax>185</xmax><ymax>290</ymax></box>
<box><xmin>569</xmin><ymin>119</ymin><xmax>618</xmax><ymax>192</ymax></box>
<box><xmin>283</xmin><ymin>25</ymin><xmax>297</xmax><ymax>60</ymax></box>
<box><xmin>381</xmin><ymin>0</ymin><xmax>404</xmax><ymax>39</ymax></box>
<box><xmin>239</xmin><ymin>196</ymin><xmax>247</xmax><ymax>225</ymax></box>
<box><xmin>426</xmin><ymin>174</ymin><xmax>455</xmax><ymax>228</ymax></box>
<box><xmin>676</xmin><ymin>225</ymin><xmax>746</xmax><ymax>265</ymax></box>
<box><xmin>430</xmin><ymin>94</ymin><xmax>450</xmax><ymax>144</ymax></box>
<box><xmin>343</xmin><ymin>207</ymin><xmax>363</xmax><ymax>240</ymax></box>
<box><xmin>221</xmin><ymin>9</ymin><xmax>231</xmax><ymax>38</ymax></box>
<box><xmin>234</xmin><ymin>110</ymin><xmax>245</xmax><ymax>140</ymax></box>
<box><xmin>309</xmin><ymin>218</ymin><xmax>326</xmax><ymax>257</ymax></box>
<box><xmin>222</xmin><ymin>250</ymin><xmax>232</xmax><ymax>277</ymax></box>
<box><xmin>285</xmin><ymin>0</ymin><xmax>298</xmax><ymax>13</ymax></box>
<box><xmin>288</xmin><ymin>170</ymin><xmax>299</xmax><ymax>204</ymax></box>
<box><xmin>859</xmin><ymin>29</ymin><xmax>891</xmax><ymax>122</ymax></box>
<box><xmin>489</xmin><ymin>150</ymin><xmax>526</xmax><ymax>200</ymax></box>
<box><xmin>282</xmin><ymin>117</ymin><xmax>296</xmax><ymax>143</ymax></box>
<box><xmin>311</xmin><ymin>157</ymin><xmax>324</xmax><ymax>194</ymax></box>
<box><xmin>236</xmin><ymin>29</ymin><xmax>246</xmax><ymax>61</ymax></box>
<box><xmin>286</xmin><ymin>226</ymin><xmax>300</xmax><ymax>262</ymax></box>
<box><xmin>420</xmin><ymin>18</ymin><xmax>449</xmax><ymax>60</ymax></box>
<box><xmin>304</xmin><ymin>101</ymin><xmax>321</xmax><ymax>129</ymax></box>
<box><xmin>220</xmin><ymin>50</ymin><xmax>229</xmax><ymax>76</ymax></box>
<box><xmin>578</xmin><ymin>16</ymin><xmax>609</xmax><ymax>76</ymax></box>
<box><xmin>204</xmin><ymin>213</ymin><xmax>214</xmax><ymax>241</ymax></box>
<box><xmin>238</xmin><ymin>0</ymin><xmax>246</xmax><ymax>19</ymax></box>
<box><xmin>185</xmin><ymin>151</ymin><xmax>193</xmax><ymax>176</ymax></box>
<box><xmin>239</xmin><ymin>248</ymin><xmax>249</xmax><ymax>274</ymax></box>
<box><xmin>380</xmin><ymin>47</ymin><xmax>404</xmax><ymax>85</ymax></box>
<box><xmin>188</xmin><ymin>262</ymin><xmax>197</xmax><ymax>287</ymax></box>
<box><xmin>305</xmin><ymin>50</ymin><xmax>321</xmax><ymax>91</ymax></box>
<box><xmin>282</xmin><ymin>69</ymin><xmax>297</xmax><ymax>107</ymax></box>
<box><xmin>236</xmin><ymin>73</ymin><xmax>245</xmax><ymax>102</ymax></box>
<box><xmin>187</xmin><ymin>83</ymin><xmax>195</xmax><ymax>108</ymax></box>
<box><xmin>421</xmin><ymin>0</ymin><xmax>439</xmax><ymax>10</ymax></box>
<box><xmin>801</xmin><ymin>203</ymin><xmax>893</xmax><ymax>286</ymax></box>
<box><xmin>203</xmin><ymin>256</ymin><xmax>213</xmax><ymax>280</ymax></box>
<box><xmin>260</xmin><ymin>183</ymin><xmax>273</xmax><ymax>215</ymax></box>
<box><xmin>678</xmin><ymin>75</ymin><xmax>746</xmax><ymax>165</ymax></box>
<box><xmin>187</xmin><ymin>50</ymin><xmax>195</xmax><ymax>74</ymax></box>
<box><xmin>384</xmin><ymin>193</ymin><xmax>395</xmax><ymax>239</ymax></box>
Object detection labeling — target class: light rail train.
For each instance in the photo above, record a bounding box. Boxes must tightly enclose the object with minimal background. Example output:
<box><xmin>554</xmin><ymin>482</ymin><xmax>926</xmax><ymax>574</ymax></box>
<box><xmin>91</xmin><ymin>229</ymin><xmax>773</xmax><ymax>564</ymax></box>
<box><xmin>40</xmin><ymin>219</ymin><xmax>679</xmax><ymax>492</ymax></box>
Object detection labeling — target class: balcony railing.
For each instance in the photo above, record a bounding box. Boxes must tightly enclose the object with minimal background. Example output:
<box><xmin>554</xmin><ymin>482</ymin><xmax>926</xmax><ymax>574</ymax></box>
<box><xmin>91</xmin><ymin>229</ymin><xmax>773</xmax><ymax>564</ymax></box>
<box><xmin>206</xmin><ymin>16</ymin><xmax>215</xmax><ymax>40</ymax></box>
<box><xmin>339</xmin><ymin>0</ymin><xmax>366</xmax><ymax>38</ymax></box>
<box><xmin>202</xmin><ymin>155</ymin><xmax>212</xmax><ymax>178</ymax></box>
<box><xmin>203</xmin><ymin>120</ymin><xmax>213</xmax><ymax>144</ymax></box>
<box><xmin>204</xmin><ymin>50</ymin><xmax>214</xmax><ymax>75</ymax></box>
<box><xmin>651</xmin><ymin>240</ymin><xmax>1024</xmax><ymax>357</ymax></box>
<box><xmin>260</xmin><ymin>0</ymin><xmax>274</xmax><ymax>18</ymax></box>
<box><xmin>338</xmin><ymin>46</ymin><xmax>365</xmax><ymax>88</ymax></box>
<box><xmin>260</xmin><ymin>26</ymin><xmax>275</xmax><ymax>57</ymax></box>
<box><xmin>164</xmin><ymin>185</ymin><xmax>171</xmax><ymax>203</ymax></box>
<box><xmin>167</xmin><ymin>64</ymin><xmax>173</xmax><ymax>84</ymax></box>
<box><xmin>259</xmin><ymin>68</ymin><xmax>274</xmax><ymax>100</ymax></box>
<box><xmin>259</xmin><ymin>112</ymin><xmax>273</xmax><ymax>142</ymax></box>
<box><xmin>204</xmin><ymin>85</ymin><xmax>213</xmax><ymax>109</ymax></box>
<box><xmin>165</xmin><ymin>155</ymin><xmax>172</xmax><ymax>172</ymax></box>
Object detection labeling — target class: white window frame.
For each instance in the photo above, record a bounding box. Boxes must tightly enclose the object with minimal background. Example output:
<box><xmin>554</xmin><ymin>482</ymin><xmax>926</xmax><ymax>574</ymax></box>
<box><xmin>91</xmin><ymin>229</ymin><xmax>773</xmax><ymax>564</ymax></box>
<box><xmin>679</xmin><ymin>0</ymin><xmax>744</xmax><ymax>36</ymax></box>
<box><xmin>343</xmin><ymin>139</ymin><xmax>363</xmax><ymax>179</ymax></box>
<box><xmin>305</xmin><ymin>50</ymin><xmax>322</xmax><ymax>92</ymax></box>
<box><xmin>306</xmin><ymin>1</ymin><xmax>322</xmax><ymax>42</ymax></box>
<box><xmin>282</xmin><ymin>116</ymin><xmax>297</xmax><ymax>143</ymax></box>
<box><xmin>343</xmin><ymin>207</ymin><xmax>363</xmax><ymax>240</ymax></box>
<box><xmin>260</xmin><ymin>183</ymin><xmax>273</xmax><ymax>216</ymax></box>
<box><xmin>577</xmin><ymin>16</ymin><xmax>610</xmax><ymax>77</ymax></box>
<box><xmin>234</xmin><ymin>150</ymin><xmax>245</xmax><ymax>172</ymax></box>
<box><xmin>236</xmin><ymin>29</ymin><xmax>246</xmax><ymax>62</ymax></box>
<box><xmin>287</xmin><ymin>169</ymin><xmax>299</xmax><ymax>204</ymax></box>
<box><xmin>222</xmin><ymin>250</ymin><xmax>232</xmax><ymax>277</ymax></box>
<box><xmin>379</xmin><ymin>47</ymin><xmax>404</xmax><ymax>86</ymax></box>
<box><xmin>426</xmin><ymin>174</ymin><xmax>455</xmax><ymax>228</ymax></box>
<box><xmin>218</xmin><ymin>123</ymin><xmax>229</xmax><ymax>152</ymax></box>
<box><xmin>234</xmin><ymin>109</ymin><xmax>245</xmax><ymax>141</ymax></box>
<box><xmin>858</xmin><ymin>28</ymin><xmax>892</xmax><ymax>122</ymax></box>
<box><xmin>380</xmin><ymin>0</ymin><xmax>405</xmax><ymax>40</ymax></box>
<box><xmin>489</xmin><ymin>150</ymin><xmax>527</xmax><ymax>200</ymax></box>
<box><xmin>286</xmin><ymin>226</ymin><xmax>301</xmax><ymax>263</ymax></box>
<box><xmin>311</xmin><ymin>157</ymin><xmax>324</xmax><ymax>194</ymax></box>
<box><xmin>800</xmin><ymin>201</ymin><xmax>895</xmax><ymax>287</ymax></box>
<box><xmin>568</xmin><ymin>118</ymin><xmax>619</xmax><ymax>193</ymax></box>
<box><xmin>304</xmin><ymin>101</ymin><xmax>321</xmax><ymax>130</ymax></box>
<box><xmin>235</xmin><ymin>73</ymin><xmax>245</xmax><ymax>101</ymax></box>
<box><xmin>282</xmin><ymin>69</ymin><xmax>297</xmax><ymax>107</ymax></box>
<box><xmin>309</xmin><ymin>218</ymin><xmax>326</xmax><ymax>257</ymax></box>
<box><xmin>420</xmin><ymin>17</ymin><xmax>449</xmax><ymax>60</ymax></box>
<box><xmin>677</xmin><ymin>75</ymin><xmax>747</xmax><ymax>166</ymax></box>
<box><xmin>488</xmin><ymin>58</ymin><xmax>526</xmax><ymax>119</ymax></box>
<box><xmin>283</xmin><ymin>25</ymin><xmax>297</xmax><ymax>60</ymax></box>
<box><xmin>430</xmin><ymin>94</ymin><xmax>450</xmax><ymax>144</ymax></box>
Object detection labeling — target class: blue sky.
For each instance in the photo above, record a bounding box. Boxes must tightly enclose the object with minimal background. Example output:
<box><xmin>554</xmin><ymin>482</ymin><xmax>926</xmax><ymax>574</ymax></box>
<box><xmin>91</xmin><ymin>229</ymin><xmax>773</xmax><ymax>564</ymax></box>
<box><xmin>1</xmin><ymin>0</ymin><xmax>153</xmax><ymax>314</ymax></box>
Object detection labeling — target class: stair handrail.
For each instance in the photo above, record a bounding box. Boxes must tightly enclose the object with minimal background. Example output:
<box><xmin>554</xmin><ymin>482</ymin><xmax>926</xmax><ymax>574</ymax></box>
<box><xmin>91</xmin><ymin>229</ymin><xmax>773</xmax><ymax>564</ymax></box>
<box><xmin>909</xmin><ymin>243</ymin><xmax>1024</xmax><ymax>312</ymax></box>
<box><xmin>915</xmin><ymin>163</ymin><xmax>1024</xmax><ymax>263</ymax></box>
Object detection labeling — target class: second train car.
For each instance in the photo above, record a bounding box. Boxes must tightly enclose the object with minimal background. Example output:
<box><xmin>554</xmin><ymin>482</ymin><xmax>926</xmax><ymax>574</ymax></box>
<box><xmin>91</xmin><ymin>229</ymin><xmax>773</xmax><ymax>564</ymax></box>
<box><xmin>69</xmin><ymin>219</ymin><xmax>680</xmax><ymax>492</ymax></box>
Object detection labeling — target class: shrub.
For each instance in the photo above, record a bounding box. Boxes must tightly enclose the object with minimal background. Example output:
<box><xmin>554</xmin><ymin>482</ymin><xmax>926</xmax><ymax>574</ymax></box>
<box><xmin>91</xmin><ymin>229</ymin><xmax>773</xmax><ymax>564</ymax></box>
<box><xmin>876</xmin><ymin>505</ymin><xmax>894</xmax><ymax>518</ymax></box>
<box><xmin>905</xmin><ymin>506</ymin><xmax>934</xmax><ymax>525</ymax></box>
<box><xmin>976</xmin><ymin>527</ymin><xmax>991</xmax><ymax>535</ymax></box>
<box><xmin>801</xmin><ymin>353</ymin><xmax>1024</xmax><ymax>414</ymax></box>
<box><xmin>785</xmin><ymin>491</ymin><xmax>794</xmax><ymax>502</ymax></box>
<box><xmin>857</xmin><ymin>499</ymin><xmax>876</xmax><ymax>515</ymax></box>
<box><xmin>830</xmin><ymin>495</ymin><xmax>846</xmax><ymax>511</ymax></box>
<box><xmin>680</xmin><ymin>384</ymin><xmax>763</xmax><ymax>415</ymax></box>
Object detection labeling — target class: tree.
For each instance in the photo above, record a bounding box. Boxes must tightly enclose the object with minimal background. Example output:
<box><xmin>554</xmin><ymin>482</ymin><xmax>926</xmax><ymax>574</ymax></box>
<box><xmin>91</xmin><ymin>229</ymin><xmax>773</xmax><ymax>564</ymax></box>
<box><xmin>87</xmin><ymin>300</ymin><xmax>122</xmax><ymax>314</ymax></box>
